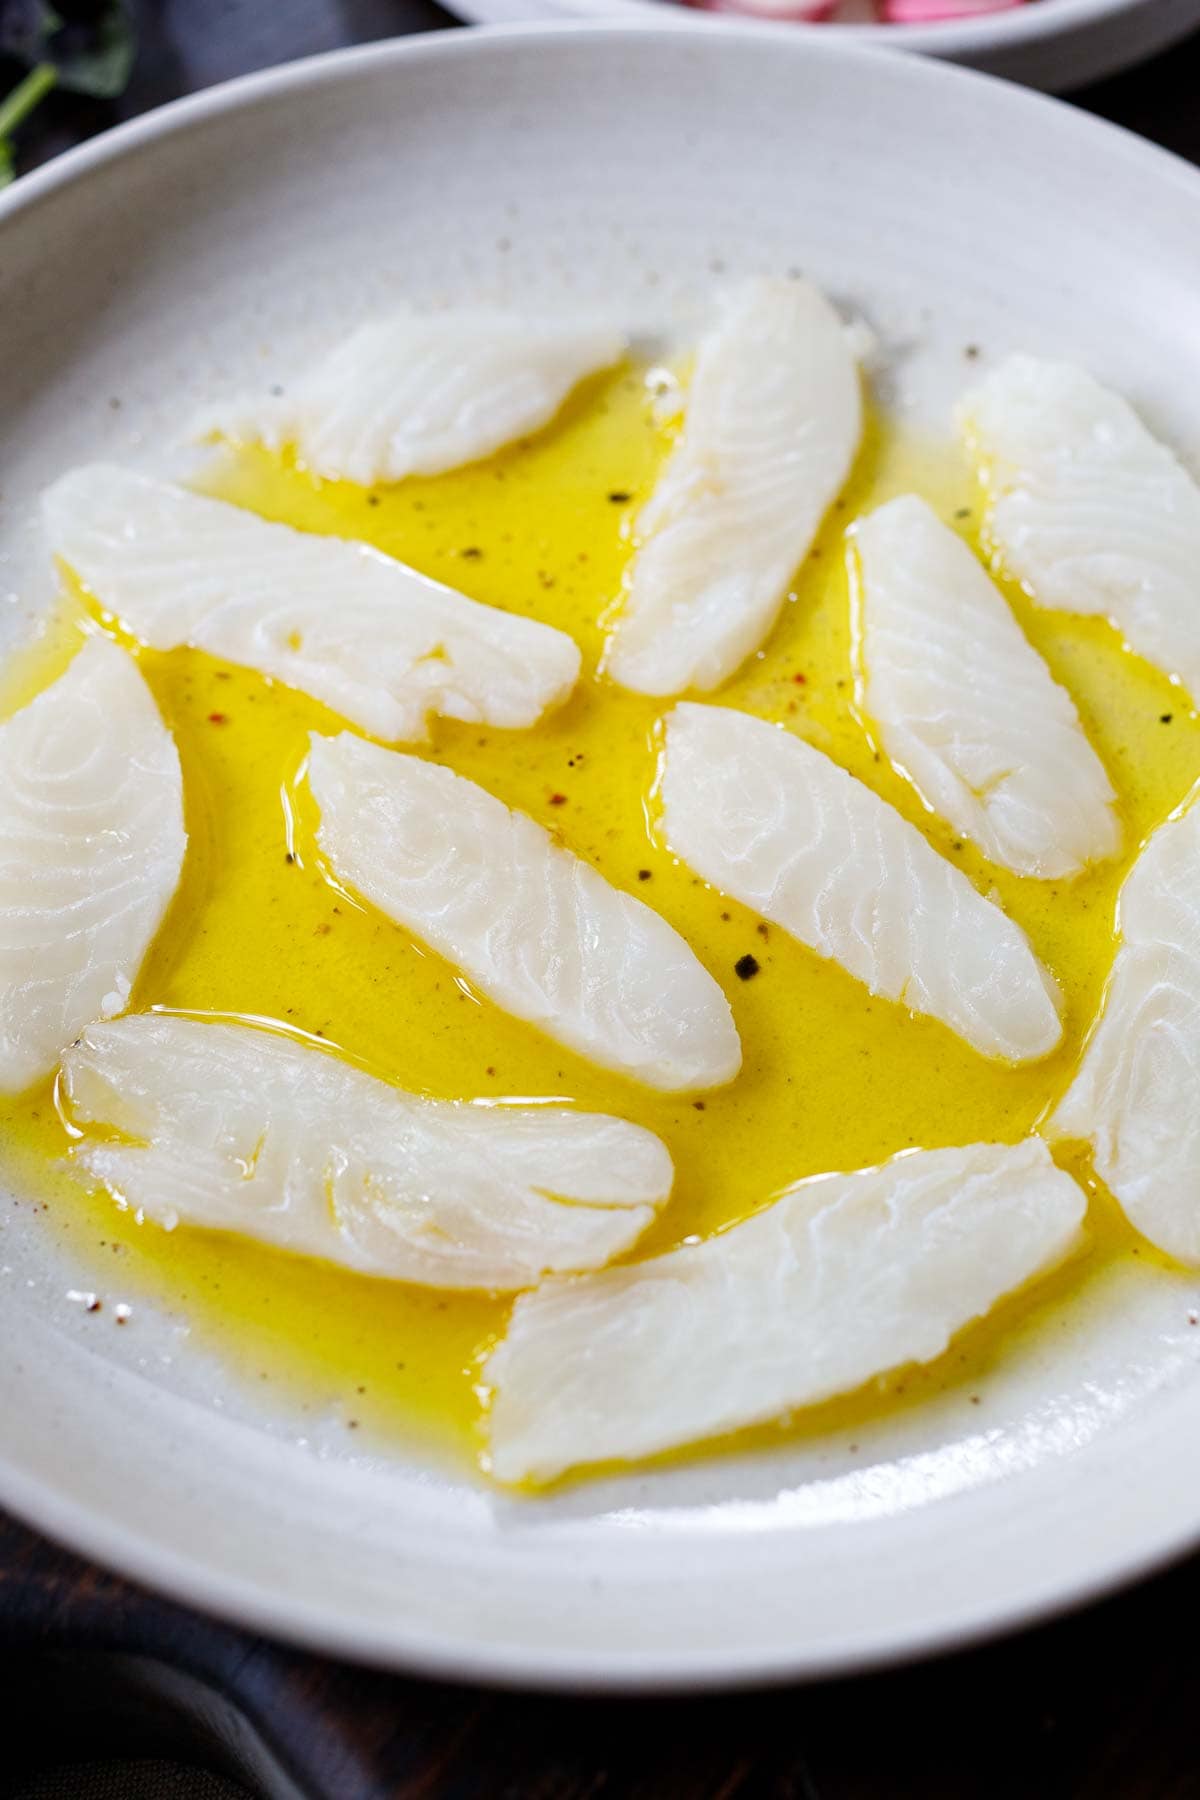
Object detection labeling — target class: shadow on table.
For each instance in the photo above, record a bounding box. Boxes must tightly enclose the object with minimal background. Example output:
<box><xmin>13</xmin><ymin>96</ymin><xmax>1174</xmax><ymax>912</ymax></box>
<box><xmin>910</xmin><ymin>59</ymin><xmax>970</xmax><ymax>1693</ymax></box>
<box><xmin>3</xmin><ymin>1504</ymin><xmax>1200</xmax><ymax>1800</ymax></box>
<box><xmin>1075</xmin><ymin>23</ymin><xmax>1200</xmax><ymax>158</ymax></box>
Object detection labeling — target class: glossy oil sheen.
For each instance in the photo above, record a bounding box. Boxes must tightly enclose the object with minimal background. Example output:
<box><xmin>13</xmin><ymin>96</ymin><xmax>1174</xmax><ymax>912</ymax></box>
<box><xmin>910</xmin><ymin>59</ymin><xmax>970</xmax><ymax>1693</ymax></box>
<box><xmin>1</xmin><ymin>363</ymin><xmax>1196</xmax><ymax>1481</ymax></box>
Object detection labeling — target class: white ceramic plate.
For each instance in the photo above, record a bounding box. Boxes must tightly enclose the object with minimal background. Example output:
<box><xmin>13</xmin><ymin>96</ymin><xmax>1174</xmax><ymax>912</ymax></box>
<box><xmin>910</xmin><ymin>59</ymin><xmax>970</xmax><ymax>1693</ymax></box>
<box><xmin>3</xmin><ymin>25</ymin><xmax>1200</xmax><ymax>1692</ymax></box>
<box><xmin>439</xmin><ymin>0</ymin><xmax>1200</xmax><ymax>94</ymax></box>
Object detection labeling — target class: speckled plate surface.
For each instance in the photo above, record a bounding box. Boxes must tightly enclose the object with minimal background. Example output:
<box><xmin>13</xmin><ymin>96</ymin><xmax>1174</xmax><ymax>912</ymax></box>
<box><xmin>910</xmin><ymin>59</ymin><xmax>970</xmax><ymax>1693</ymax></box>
<box><xmin>3</xmin><ymin>26</ymin><xmax>1200</xmax><ymax>1691</ymax></box>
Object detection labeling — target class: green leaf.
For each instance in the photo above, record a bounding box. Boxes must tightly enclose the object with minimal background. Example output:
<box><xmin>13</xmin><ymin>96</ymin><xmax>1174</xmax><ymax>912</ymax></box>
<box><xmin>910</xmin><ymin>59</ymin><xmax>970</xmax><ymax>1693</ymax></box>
<box><xmin>52</xmin><ymin>0</ymin><xmax>135</xmax><ymax>97</ymax></box>
<box><xmin>1</xmin><ymin>2</ymin><xmax>135</xmax><ymax>97</ymax></box>
<box><xmin>0</xmin><ymin>1</ymin><xmax>135</xmax><ymax>182</ymax></box>
<box><xmin>0</xmin><ymin>3</ymin><xmax>63</xmax><ymax>69</ymax></box>
<box><xmin>0</xmin><ymin>57</ymin><xmax>56</xmax><ymax>140</ymax></box>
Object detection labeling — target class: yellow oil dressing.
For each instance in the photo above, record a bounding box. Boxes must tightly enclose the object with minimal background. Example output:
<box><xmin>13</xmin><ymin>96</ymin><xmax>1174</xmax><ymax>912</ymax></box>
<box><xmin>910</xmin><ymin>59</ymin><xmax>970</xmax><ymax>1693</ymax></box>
<box><xmin>1</xmin><ymin>362</ymin><xmax>1197</xmax><ymax>1482</ymax></box>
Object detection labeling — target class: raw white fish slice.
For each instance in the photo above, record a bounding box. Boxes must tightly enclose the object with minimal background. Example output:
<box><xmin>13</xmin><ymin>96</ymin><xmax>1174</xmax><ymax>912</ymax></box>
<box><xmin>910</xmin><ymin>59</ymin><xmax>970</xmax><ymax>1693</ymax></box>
<box><xmin>60</xmin><ymin>1015</ymin><xmax>673</xmax><ymax>1290</ymax></box>
<box><xmin>486</xmin><ymin>1138</ymin><xmax>1085</xmax><ymax>1482</ymax></box>
<box><xmin>851</xmin><ymin>495</ymin><xmax>1120</xmax><ymax>879</ymax></box>
<box><xmin>605</xmin><ymin>277</ymin><xmax>863</xmax><ymax>696</ymax></box>
<box><xmin>208</xmin><ymin>311</ymin><xmax>627</xmax><ymax>484</ymax></box>
<box><xmin>0</xmin><ymin>637</ymin><xmax>185</xmax><ymax>1093</ymax></box>
<box><xmin>660</xmin><ymin>704</ymin><xmax>1063</xmax><ymax>1063</ymax></box>
<box><xmin>42</xmin><ymin>465</ymin><xmax>580</xmax><ymax>743</ymax></box>
<box><xmin>1051</xmin><ymin>796</ymin><xmax>1200</xmax><ymax>1263</ymax></box>
<box><xmin>961</xmin><ymin>356</ymin><xmax>1200</xmax><ymax>699</ymax></box>
<box><xmin>308</xmin><ymin>731</ymin><xmax>741</xmax><ymax>1092</ymax></box>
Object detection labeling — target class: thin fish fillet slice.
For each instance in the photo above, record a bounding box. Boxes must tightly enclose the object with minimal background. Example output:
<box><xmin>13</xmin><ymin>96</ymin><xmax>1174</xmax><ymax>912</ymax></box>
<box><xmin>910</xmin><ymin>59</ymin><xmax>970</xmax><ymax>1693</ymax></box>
<box><xmin>961</xmin><ymin>355</ymin><xmax>1200</xmax><ymax>700</ymax></box>
<box><xmin>60</xmin><ymin>1014</ymin><xmax>673</xmax><ymax>1290</ymax></box>
<box><xmin>852</xmin><ymin>495</ymin><xmax>1121</xmax><ymax>879</ymax></box>
<box><xmin>605</xmin><ymin>277</ymin><xmax>863</xmax><ymax>696</ymax></box>
<box><xmin>0</xmin><ymin>637</ymin><xmax>185</xmax><ymax>1093</ymax></box>
<box><xmin>42</xmin><ymin>465</ymin><xmax>581</xmax><ymax>743</ymax></box>
<box><xmin>660</xmin><ymin>703</ymin><xmax>1063</xmax><ymax>1063</ymax></box>
<box><xmin>1051</xmin><ymin>796</ymin><xmax>1200</xmax><ymax>1264</ymax></box>
<box><xmin>206</xmin><ymin>311</ymin><xmax>627</xmax><ymax>484</ymax></box>
<box><xmin>486</xmin><ymin>1138</ymin><xmax>1085</xmax><ymax>1482</ymax></box>
<box><xmin>308</xmin><ymin>731</ymin><xmax>741</xmax><ymax>1093</ymax></box>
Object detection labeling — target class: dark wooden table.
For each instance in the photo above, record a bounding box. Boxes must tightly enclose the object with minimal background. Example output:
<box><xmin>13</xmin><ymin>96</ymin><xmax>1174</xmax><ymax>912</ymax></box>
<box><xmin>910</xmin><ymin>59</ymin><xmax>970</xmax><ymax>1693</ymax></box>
<box><xmin>5</xmin><ymin>5</ymin><xmax>1200</xmax><ymax>1796</ymax></box>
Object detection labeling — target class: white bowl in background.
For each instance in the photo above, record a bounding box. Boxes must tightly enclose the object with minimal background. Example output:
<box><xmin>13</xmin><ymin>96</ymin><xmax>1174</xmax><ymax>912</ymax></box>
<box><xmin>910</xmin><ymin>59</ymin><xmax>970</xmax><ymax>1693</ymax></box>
<box><xmin>443</xmin><ymin>0</ymin><xmax>1200</xmax><ymax>92</ymax></box>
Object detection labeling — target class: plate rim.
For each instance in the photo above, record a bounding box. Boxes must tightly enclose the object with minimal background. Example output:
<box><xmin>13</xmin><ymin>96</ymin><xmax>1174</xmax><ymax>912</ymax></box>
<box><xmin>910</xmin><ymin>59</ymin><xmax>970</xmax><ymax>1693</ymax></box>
<box><xmin>4</xmin><ymin>21</ymin><xmax>1200</xmax><ymax>1692</ymax></box>
<box><xmin>2</xmin><ymin>16</ymin><xmax>1200</xmax><ymax>241</ymax></box>
<box><xmin>408</xmin><ymin>0</ymin><xmax>1200</xmax><ymax>73</ymax></box>
<box><xmin>3</xmin><ymin>1438</ymin><xmax>1197</xmax><ymax>1694</ymax></box>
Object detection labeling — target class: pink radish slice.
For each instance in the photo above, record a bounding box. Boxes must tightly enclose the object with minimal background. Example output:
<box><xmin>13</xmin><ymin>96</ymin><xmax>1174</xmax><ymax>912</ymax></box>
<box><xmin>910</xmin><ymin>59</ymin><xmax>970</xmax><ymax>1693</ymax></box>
<box><xmin>882</xmin><ymin>0</ymin><xmax>1023</xmax><ymax>19</ymax></box>
<box><xmin>700</xmin><ymin>0</ymin><xmax>837</xmax><ymax>17</ymax></box>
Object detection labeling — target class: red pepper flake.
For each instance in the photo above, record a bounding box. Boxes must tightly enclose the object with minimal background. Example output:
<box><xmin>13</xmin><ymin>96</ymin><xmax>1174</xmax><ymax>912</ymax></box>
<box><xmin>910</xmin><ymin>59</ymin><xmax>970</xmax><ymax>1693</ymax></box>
<box><xmin>208</xmin><ymin>711</ymin><xmax>228</xmax><ymax>725</ymax></box>
<box><xmin>735</xmin><ymin>953</ymin><xmax>760</xmax><ymax>980</ymax></box>
<box><xmin>792</xmin><ymin>672</ymin><xmax>807</xmax><ymax>685</ymax></box>
<box><xmin>86</xmin><ymin>1298</ymin><xmax>102</xmax><ymax>1314</ymax></box>
<box><xmin>637</xmin><ymin>869</ymin><xmax>652</xmax><ymax>881</ymax></box>
<box><xmin>549</xmin><ymin>792</ymin><xmax>568</xmax><ymax>806</ymax></box>
<box><xmin>1161</xmin><ymin>713</ymin><xmax>1174</xmax><ymax>724</ymax></box>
